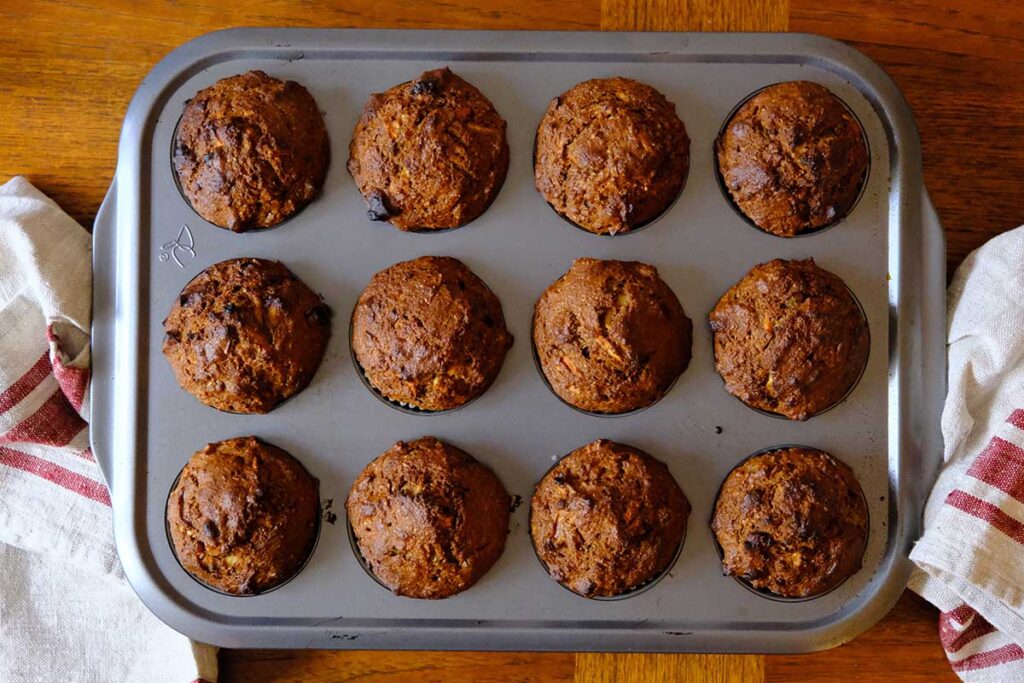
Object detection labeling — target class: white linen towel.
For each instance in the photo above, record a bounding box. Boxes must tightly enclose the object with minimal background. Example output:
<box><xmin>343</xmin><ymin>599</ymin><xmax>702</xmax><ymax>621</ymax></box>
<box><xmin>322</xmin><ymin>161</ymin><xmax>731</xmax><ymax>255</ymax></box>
<box><xmin>911</xmin><ymin>226</ymin><xmax>1024</xmax><ymax>681</ymax></box>
<box><xmin>0</xmin><ymin>176</ymin><xmax>217</xmax><ymax>683</ymax></box>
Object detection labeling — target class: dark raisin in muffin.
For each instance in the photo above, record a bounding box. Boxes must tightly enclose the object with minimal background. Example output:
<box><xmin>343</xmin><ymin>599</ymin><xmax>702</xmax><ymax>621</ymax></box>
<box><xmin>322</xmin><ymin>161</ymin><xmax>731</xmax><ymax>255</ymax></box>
<box><xmin>716</xmin><ymin>81</ymin><xmax>868</xmax><ymax>237</ymax></box>
<box><xmin>166</xmin><ymin>436</ymin><xmax>320</xmax><ymax>595</ymax></box>
<box><xmin>351</xmin><ymin>256</ymin><xmax>512</xmax><ymax>411</ymax></box>
<box><xmin>533</xmin><ymin>258</ymin><xmax>691</xmax><ymax>414</ymax></box>
<box><xmin>712</xmin><ymin>446</ymin><xmax>868</xmax><ymax>598</ymax></box>
<box><xmin>347</xmin><ymin>67</ymin><xmax>509</xmax><ymax>231</ymax></box>
<box><xmin>534</xmin><ymin>77</ymin><xmax>690</xmax><ymax>235</ymax></box>
<box><xmin>709</xmin><ymin>258</ymin><xmax>868</xmax><ymax>420</ymax></box>
<box><xmin>173</xmin><ymin>70</ymin><xmax>330</xmax><ymax>231</ymax></box>
<box><xmin>162</xmin><ymin>258</ymin><xmax>332</xmax><ymax>414</ymax></box>
<box><xmin>530</xmin><ymin>439</ymin><xmax>689</xmax><ymax>598</ymax></box>
<box><xmin>346</xmin><ymin>436</ymin><xmax>510</xmax><ymax>599</ymax></box>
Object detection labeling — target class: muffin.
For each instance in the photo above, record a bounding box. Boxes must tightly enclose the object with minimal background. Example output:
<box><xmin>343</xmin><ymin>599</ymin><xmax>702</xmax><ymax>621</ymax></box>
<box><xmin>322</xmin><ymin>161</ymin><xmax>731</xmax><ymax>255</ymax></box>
<box><xmin>710</xmin><ymin>258</ymin><xmax>869</xmax><ymax>420</ymax></box>
<box><xmin>534</xmin><ymin>77</ymin><xmax>690</xmax><ymax>235</ymax></box>
<box><xmin>533</xmin><ymin>258</ymin><xmax>691</xmax><ymax>414</ymax></box>
<box><xmin>531</xmin><ymin>439</ymin><xmax>689</xmax><ymax>598</ymax></box>
<box><xmin>351</xmin><ymin>256</ymin><xmax>513</xmax><ymax>411</ymax></box>
<box><xmin>712</xmin><ymin>446</ymin><xmax>868</xmax><ymax>598</ymax></box>
<box><xmin>716</xmin><ymin>81</ymin><xmax>868</xmax><ymax>237</ymax></box>
<box><xmin>173</xmin><ymin>70</ymin><xmax>330</xmax><ymax>231</ymax></box>
<box><xmin>166</xmin><ymin>436</ymin><xmax>320</xmax><ymax>595</ymax></box>
<box><xmin>346</xmin><ymin>437</ymin><xmax>511</xmax><ymax>599</ymax></box>
<box><xmin>163</xmin><ymin>258</ymin><xmax>332</xmax><ymax>414</ymax></box>
<box><xmin>347</xmin><ymin>67</ymin><xmax>509</xmax><ymax>231</ymax></box>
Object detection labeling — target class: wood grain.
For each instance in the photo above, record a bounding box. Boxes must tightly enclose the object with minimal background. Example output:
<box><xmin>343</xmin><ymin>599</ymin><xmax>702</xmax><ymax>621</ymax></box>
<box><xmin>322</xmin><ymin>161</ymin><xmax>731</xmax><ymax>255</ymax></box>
<box><xmin>221</xmin><ymin>650</ymin><xmax>575</xmax><ymax>682</ymax></box>
<box><xmin>575</xmin><ymin>653</ymin><xmax>764</xmax><ymax>683</ymax></box>
<box><xmin>3</xmin><ymin>0</ymin><xmax>1015</xmax><ymax>680</ymax></box>
<box><xmin>601</xmin><ymin>0</ymin><xmax>787</xmax><ymax>31</ymax></box>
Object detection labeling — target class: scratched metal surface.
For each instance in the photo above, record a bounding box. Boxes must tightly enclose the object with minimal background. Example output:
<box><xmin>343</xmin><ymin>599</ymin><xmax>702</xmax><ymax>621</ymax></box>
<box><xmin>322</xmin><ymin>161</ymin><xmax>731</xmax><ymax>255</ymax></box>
<box><xmin>90</xmin><ymin>29</ymin><xmax>946</xmax><ymax>652</ymax></box>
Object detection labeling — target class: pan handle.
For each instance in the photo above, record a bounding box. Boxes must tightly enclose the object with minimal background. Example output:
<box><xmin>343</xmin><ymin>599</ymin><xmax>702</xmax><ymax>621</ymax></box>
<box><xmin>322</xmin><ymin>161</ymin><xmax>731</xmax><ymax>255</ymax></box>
<box><xmin>89</xmin><ymin>180</ymin><xmax>118</xmax><ymax>490</ymax></box>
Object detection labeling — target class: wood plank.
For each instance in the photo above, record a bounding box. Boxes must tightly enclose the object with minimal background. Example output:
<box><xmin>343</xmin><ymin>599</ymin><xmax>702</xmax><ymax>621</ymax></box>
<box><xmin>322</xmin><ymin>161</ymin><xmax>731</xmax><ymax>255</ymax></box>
<box><xmin>575</xmin><ymin>653</ymin><xmax>764</xmax><ymax>683</ymax></box>
<box><xmin>600</xmin><ymin>0</ymin><xmax>786</xmax><ymax>31</ymax></box>
<box><xmin>221</xmin><ymin>650</ymin><xmax>576</xmax><ymax>682</ymax></box>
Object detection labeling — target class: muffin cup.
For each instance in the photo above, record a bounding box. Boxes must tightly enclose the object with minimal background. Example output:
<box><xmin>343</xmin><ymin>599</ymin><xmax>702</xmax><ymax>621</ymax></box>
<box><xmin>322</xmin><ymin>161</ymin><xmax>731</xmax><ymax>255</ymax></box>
<box><xmin>712</xmin><ymin>82</ymin><xmax>871</xmax><ymax>239</ymax></box>
<box><xmin>164</xmin><ymin>457</ymin><xmax>323</xmax><ymax>597</ymax></box>
<box><xmin>529</xmin><ymin>319</ymin><xmax>682</xmax><ymax>418</ymax></box>
<box><xmin>347</xmin><ymin>313</ymin><xmax>487</xmax><ymax>416</ymax></box>
<box><xmin>345</xmin><ymin>515</ymin><xmax>398</xmax><ymax>595</ymax></box>
<box><xmin>531</xmin><ymin>133</ymin><xmax>688</xmax><ymax>238</ymax></box>
<box><xmin>346</xmin><ymin>513</ymin><xmax>496</xmax><ymax>599</ymax></box>
<box><xmin>708</xmin><ymin>277</ymin><xmax>871</xmax><ymax>421</ymax></box>
<box><xmin>164</xmin><ymin>259</ymin><xmax>331</xmax><ymax>415</ymax></box>
<box><xmin>709</xmin><ymin>444</ymin><xmax>870</xmax><ymax>602</ymax></box>
<box><xmin>169</xmin><ymin>114</ymin><xmax>314</xmax><ymax>233</ymax></box>
<box><xmin>528</xmin><ymin>447</ymin><xmax>687</xmax><ymax>601</ymax></box>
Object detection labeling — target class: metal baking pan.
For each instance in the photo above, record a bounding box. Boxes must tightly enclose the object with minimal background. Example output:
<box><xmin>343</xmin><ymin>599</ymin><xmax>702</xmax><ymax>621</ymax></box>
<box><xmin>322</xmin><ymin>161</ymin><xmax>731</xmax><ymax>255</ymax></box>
<box><xmin>90</xmin><ymin>28</ymin><xmax>946</xmax><ymax>652</ymax></box>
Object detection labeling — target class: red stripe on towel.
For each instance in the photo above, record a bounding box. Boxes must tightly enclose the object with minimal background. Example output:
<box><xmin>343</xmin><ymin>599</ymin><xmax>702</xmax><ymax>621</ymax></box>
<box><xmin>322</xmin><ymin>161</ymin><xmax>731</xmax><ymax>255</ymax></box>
<box><xmin>940</xmin><ymin>607</ymin><xmax>998</xmax><ymax>653</ymax></box>
<box><xmin>967</xmin><ymin>436</ymin><xmax>1024</xmax><ymax>505</ymax></box>
<box><xmin>945</xmin><ymin>490</ymin><xmax>1024</xmax><ymax>545</ymax></box>
<box><xmin>1007</xmin><ymin>409</ymin><xmax>1024</xmax><ymax>431</ymax></box>
<box><xmin>0</xmin><ymin>446</ymin><xmax>109</xmax><ymax>506</ymax></box>
<box><xmin>951</xmin><ymin>643</ymin><xmax>1024</xmax><ymax>672</ymax></box>
<box><xmin>0</xmin><ymin>390</ymin><xmax>86</xmax><ymax>447</ymax></box>
<box><xmin>46</xmin><ymin>325</ymin><xmax>89</xmax><ymax>412</ymax></box>
<box><xmin>51</xmin><ymin>356</ymin><xmax>89</xmax><ymax>413</ymax></box>
<box><xmin>0</xmin><ymin>352</ymin><xmax>51</xmax><ymax>414</ymax></box>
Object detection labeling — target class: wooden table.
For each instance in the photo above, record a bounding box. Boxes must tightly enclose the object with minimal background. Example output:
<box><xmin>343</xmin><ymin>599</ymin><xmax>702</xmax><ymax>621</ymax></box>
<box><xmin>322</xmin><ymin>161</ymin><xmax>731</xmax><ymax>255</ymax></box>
<box><xmin>3</xmin><ymin>1</ymin><xmax>1021</xmax><ymax>680</ymax></box>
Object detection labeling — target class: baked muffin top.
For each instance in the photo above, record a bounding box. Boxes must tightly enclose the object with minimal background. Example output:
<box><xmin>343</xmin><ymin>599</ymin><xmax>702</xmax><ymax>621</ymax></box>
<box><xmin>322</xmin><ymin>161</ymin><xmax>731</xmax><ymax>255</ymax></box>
<box><xmin>533</xmin><ymin>258</ymin><xmax>691</xmax><ymax>414</ymax></box>
<box><xmin>531</xmin><ymin>439</ymin><xmax>689</xmax><ymax>598</ymax></box>
<box><xmin>346</xmin><ymin>436</ymin><xmax>511</xmax><ymax>599</ymax></box>
<box><xmin>709</xmin><ymin>258</ymin><xmax>868</xmax><ymax>420</ymax></box>
<box><xmin>173</xmin><ymin>70</ymin><xmax>330</xmax><ymax>231</ymax></box>
<box><xmin>716</xmin><ymin>80</ymin><xmax>868</xmax><ymax>237</ymax></box>
<box><xmin>166</xmin><ymin>436</ymin><xmax>320</xmax><ymax>595</ymax></box>
<box><xmin>347</xmin><ymin>67</ymin><xmax>509</xmax><ymax>231</ymax></box>
<box><xmin>534</xmin><ymin>77</ymin><xmax>690</xmax><ymax>235</ymax></box>
<box><xmin>162</xmin><ymin>258</ymin><xmax>332</xmax><ymax>414</ymax></box>
<box><xmin>351</xmin><ymin>256</ymin><xmax>513</xmax><ymax>411</ymax></box>
<box><xmin>712</xmin><ymin>446</ymin><xmax>868</xmax><ymax>598</ymax></box>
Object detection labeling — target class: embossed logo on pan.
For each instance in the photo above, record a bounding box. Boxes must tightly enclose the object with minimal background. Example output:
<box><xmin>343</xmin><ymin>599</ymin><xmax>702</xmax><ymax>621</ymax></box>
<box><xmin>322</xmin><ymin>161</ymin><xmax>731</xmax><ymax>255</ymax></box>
<box><xmin>158</xmin><ymin>224</ymin><xmax>195</xmax><ymax>269</ymax></box>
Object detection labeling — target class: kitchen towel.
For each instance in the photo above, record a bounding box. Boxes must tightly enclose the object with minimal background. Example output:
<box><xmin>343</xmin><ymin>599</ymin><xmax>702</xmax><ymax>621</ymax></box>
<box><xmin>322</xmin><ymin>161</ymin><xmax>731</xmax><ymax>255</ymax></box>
<box><xmin>910</xmin><ymin>225</ymin><xmax>1024</xmax><ymax>681</ymax></box>
<box><xmin>0</xmin><ymin>176</ymin><xmax>218</xmax><ymax>683</ymax></box>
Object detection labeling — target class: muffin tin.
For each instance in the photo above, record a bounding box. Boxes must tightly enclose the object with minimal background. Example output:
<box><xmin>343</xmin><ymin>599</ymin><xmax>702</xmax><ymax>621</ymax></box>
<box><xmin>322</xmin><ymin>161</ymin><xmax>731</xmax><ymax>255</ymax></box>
<box><xmin>91</xmin><ymin>29</ymin><xmax>945</xmax><ymax>652</ymax></box>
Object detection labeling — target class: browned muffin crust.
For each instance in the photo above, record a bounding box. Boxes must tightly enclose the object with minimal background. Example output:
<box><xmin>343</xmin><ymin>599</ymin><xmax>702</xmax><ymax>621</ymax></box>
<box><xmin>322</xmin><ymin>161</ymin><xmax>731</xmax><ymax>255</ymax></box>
<box><xmin>347</xmin><ymin>67</ymin><xmax>509</xmax><ymax>231</ymax></box>
<box><xmin>530</xmin><ymin>439</ymin><xmax>689</xmax><ymax>598</ymax></box>
<box><xmin>710</xmin><ymin>258</ymin><xmax>868</xmax><ymax>421</ymax></box>
<box><xmin>346</xmin><ymin>437</ymin><xmax>511</xmax><ymax>599</ymax></box>
<box><xmin>716</xmin><ymin>81</ymin><xmax>868</xmax><ymax>237</ymax></box>
<box><xmin>534</xmin><ymin>77</ymin><xmax>690</xmax><ymax>235</ymax></box>
<box><xmin>163</xmin><ymin>258</ymin><xmax>332</xmax><ymax>414</ymax></box>
<box><xmin>533</xmin><ymin>258</ymin><xmax>691</xmax><ymax>414</ymax></box>
<box><xmin>351</xmin><ymin>256</ymin><xmax>513</xmax><ymax>411</ymax></box>
<box><xmin>173</xmin><ymin>70</ymin><xmax>330</xmax><ymax>232</ymax></box>
<box><xmin>712</xmin><ymin>446</ymin><xmax>868</xmax><ymax>598</ymax></box>
<box><xmin>166</xmin><ymin>436</ymin><xmax>320</xmax><ymax>595</ymax></box>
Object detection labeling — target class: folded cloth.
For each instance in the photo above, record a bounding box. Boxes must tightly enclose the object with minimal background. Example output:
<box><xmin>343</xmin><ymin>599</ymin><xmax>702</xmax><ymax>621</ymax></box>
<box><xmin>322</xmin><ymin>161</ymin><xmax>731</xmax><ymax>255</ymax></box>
<box><xmin>0</xmin><ymin>176</ymin><xmax>218</xmax><ymax>682</ymax></box>
<box><xmin>910</xmin><ymin>226</ymin><xmax>1024</xmax><ymax>681</ymax></box>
